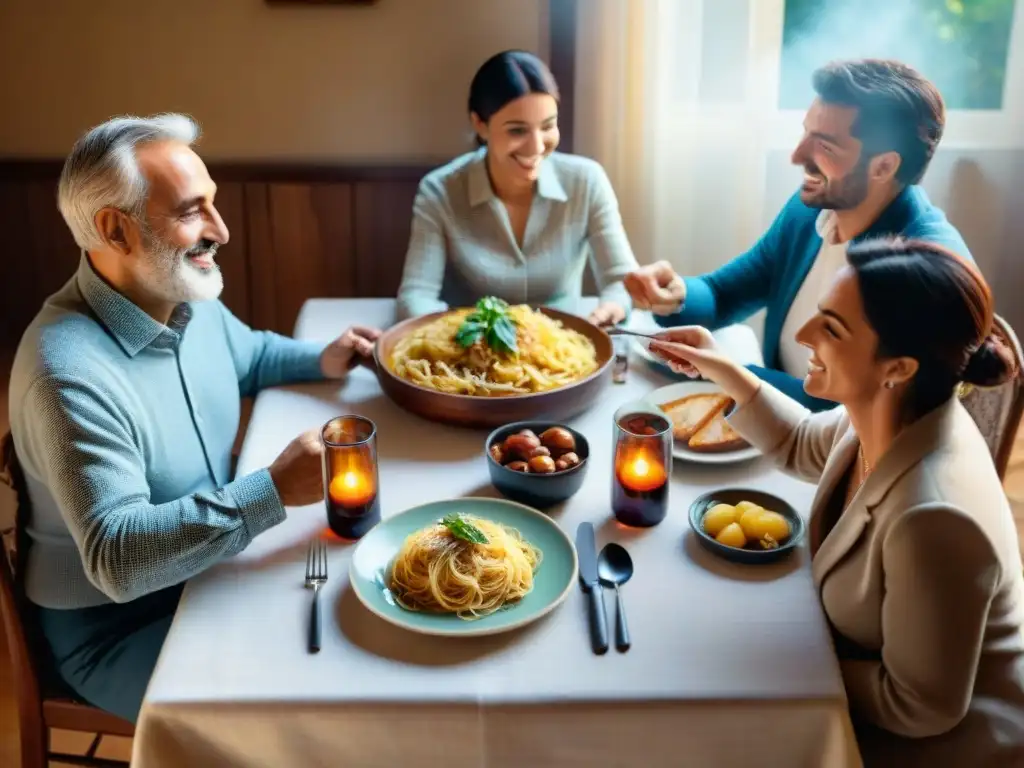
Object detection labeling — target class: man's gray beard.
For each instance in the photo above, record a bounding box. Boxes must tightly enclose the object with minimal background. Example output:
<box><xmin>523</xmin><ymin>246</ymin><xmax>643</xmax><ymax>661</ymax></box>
<box><xmin>137</xmin><ymin>232</ymin><xmax>224</xmax><ymax>306</ymax></box>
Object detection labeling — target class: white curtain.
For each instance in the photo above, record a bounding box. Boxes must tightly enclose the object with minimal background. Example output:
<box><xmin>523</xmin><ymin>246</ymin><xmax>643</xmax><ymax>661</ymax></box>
<box><xmin>574</xmin><ymin>0</ymin><xmax>801</xmax><ymax>282</ymax></box>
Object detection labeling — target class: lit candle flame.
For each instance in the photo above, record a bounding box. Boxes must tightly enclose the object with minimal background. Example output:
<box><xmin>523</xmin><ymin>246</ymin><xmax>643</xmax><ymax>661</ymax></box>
<box><xmin>329</xmin><ymin>470</ymin><xmax>374</xmax><ymax>507</ymax></box>
<box><xmin>617</xmin><ymin>451</ymin><xmax>666</xmax><ymax>493</ymax></box>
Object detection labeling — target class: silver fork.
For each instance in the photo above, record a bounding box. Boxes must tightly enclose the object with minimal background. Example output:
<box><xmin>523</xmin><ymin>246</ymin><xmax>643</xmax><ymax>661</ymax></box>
<box><xmin>305</xmin><ymin>537</ymin><xmax>328</xmax><ymax>653</ymax></box>
<box><xmin>605</xmin><ymin>328</ymin><xmax>663</xmax><ymax>340</ymax></box>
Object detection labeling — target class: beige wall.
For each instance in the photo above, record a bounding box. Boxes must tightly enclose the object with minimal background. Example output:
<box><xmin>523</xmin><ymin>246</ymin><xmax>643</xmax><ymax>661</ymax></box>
<box><xmin>0</xmin><ymin>0</ymin><xmax>549</xmax><ymax>161</ymax></box>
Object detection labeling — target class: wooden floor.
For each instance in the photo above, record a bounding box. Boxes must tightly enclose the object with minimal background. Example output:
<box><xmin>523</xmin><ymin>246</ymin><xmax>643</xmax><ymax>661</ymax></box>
<box><xmin>1</xmin><ymin>355</ymin><xmax>1023</xmax><ymax>766</ymax></box>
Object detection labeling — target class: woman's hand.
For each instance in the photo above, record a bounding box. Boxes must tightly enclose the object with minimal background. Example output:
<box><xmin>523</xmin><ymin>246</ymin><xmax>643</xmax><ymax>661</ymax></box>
<box><xmin>649</xmin><ymin>326</ymin><xmax>762</xmax><ymax>407</ymax></box>
<box><xmin>588</xmin><ymin>302</ymin><xmax>627</xmax><ymax>328</ymax></box>
<box><xmin>649</xmin><ymin>326</ymin><xmax>720</xmax><ymax>378</ymax></box>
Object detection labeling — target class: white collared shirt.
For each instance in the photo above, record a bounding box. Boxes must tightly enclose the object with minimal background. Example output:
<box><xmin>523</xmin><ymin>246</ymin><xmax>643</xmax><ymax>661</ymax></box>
<box><xmin>778</xmin><ymin>211</ymin><xmax>850</xmax><ymax>377</ymax></box>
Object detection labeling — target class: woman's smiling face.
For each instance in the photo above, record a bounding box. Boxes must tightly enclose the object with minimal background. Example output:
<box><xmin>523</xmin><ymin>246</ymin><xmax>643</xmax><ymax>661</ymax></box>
<box><xmin>796</xmin><ymin>266</ymin><xmax>896</xmax><ymax>404</ymax></box>
<box><xmin>473</xmin><ymin>93</ymin><xmax>559</xmax><ymax>188</ymax></box>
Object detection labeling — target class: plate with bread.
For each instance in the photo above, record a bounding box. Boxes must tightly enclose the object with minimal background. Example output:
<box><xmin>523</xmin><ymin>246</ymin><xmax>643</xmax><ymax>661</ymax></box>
<box><xmin>645</xmin><ymin>382</ymin><xmax>761</xmax><ymax>464</ymax></box>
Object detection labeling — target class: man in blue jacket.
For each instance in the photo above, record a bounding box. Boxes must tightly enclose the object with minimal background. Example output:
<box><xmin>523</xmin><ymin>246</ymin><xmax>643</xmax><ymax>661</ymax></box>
<box><xmin>625</xmin><ymin>59</ymin><xmax>970</xmax><ymax>410</ymax></box>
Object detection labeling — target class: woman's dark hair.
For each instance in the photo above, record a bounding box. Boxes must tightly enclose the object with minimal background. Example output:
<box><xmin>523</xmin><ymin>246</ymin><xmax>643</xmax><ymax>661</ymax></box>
<box><xmin>812</xmin><ymin>59</ymin><xmax>945</xmax><ymax>186</ymax></box>
<box><xmin>468</xmin><ymin>50</ymin><xmax>559</xmax><ymax>146</ymax></box>
<box><xmin>847</xmin><ymin>238</ymin><xmax>1017</xmax><ymax>420</ymax></box>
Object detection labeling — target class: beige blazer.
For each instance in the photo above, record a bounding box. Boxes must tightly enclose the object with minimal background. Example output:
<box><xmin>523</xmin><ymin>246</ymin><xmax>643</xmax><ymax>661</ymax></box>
<box><xmin>730</xmin><ymin>384</ymin><xmax>1024</xmax><ymax>767</ymax></box>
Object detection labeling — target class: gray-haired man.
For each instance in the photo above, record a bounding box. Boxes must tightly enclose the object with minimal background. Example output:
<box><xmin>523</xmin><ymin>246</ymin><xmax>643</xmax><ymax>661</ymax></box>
<box><xmin>7</xmin><ymin>114</ymin><xmax>381</xmax><ymax>721</ymax></box>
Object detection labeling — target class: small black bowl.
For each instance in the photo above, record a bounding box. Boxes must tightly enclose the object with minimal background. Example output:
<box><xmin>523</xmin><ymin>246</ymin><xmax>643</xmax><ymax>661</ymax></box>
<box><xmin>688</xmin><ymin>488</ymin><xmax>806</xmax><ymax>564</ymax></box>
<box><xmin>485</xmin><ymin>421</ymin><xmax>590</xmax><ymax>509</ymax></box>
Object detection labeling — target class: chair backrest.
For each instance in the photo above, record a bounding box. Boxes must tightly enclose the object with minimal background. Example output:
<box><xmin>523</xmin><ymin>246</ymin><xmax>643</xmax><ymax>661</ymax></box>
<box><xmin>959</xmin><ymin>315</ymin><xmax>1024</xmax><ymax>480</ymax></box>
<box><xmin>0</xmin><ymin>430</ymin><xmax>48</xmax><ymax>755</ymax></box>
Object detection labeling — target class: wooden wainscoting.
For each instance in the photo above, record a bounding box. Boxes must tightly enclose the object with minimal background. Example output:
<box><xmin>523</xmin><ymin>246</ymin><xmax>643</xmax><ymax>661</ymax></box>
<box><xmin>0</xmin><ymin>161</ymin><xmax>435</xmax><ymax>346</ymax></box>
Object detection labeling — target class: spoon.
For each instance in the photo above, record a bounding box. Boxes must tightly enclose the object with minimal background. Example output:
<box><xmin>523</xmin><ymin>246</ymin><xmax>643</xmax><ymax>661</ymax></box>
<box><xmin>597</xmin><ymin>543</ymin><xmax>633</xmax><ymax>652</ymax></box>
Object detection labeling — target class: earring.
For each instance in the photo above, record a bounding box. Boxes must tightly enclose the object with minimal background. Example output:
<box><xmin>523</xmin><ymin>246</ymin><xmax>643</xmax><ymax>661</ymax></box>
<box><xmin>884</xmin><ymin>381</ymin><xmax>895</xmax><ymax>390</ymax></box>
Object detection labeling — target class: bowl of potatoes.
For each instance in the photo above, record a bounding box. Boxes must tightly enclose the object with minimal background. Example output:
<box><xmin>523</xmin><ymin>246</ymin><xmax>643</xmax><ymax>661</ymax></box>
<box><xmin>688</xmin><ymin>488</ymin><xmax>805</xmax><ymax>564</ymax></box>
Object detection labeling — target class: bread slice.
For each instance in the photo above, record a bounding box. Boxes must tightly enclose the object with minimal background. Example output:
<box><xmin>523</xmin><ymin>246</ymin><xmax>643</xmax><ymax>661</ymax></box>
<box><xmin>688</xmin><ymin>405</ymin><xmax>749</xmax><ymax>452</ymax></box>
<box><xmin>661</xmin><ymin>393</ymin><xmax>731</xmax><ymax>441</ymax></box>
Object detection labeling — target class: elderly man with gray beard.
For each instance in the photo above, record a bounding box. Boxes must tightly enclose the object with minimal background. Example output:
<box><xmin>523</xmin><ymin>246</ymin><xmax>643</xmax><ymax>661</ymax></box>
<box><xmin>5</xmin><ymin>114</ymin><xmax>382</xmax><ymax>722</ymax></box>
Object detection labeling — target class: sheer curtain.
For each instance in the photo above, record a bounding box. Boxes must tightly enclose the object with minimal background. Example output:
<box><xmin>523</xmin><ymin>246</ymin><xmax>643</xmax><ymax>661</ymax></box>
<box><xmin>574</xmin><ymin>0</ymin><xmax>798</xmax><ymax>282</ymax></box>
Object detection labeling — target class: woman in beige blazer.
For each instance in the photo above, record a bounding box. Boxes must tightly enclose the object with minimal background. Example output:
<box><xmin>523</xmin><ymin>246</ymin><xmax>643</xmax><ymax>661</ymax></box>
<box><xmin>651</xmin><ymin>238</ymin><xmax>1024</xmax><ymax>766</ymax></box>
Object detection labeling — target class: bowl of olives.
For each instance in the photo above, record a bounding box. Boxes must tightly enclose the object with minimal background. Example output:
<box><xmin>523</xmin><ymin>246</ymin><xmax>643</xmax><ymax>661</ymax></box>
<box><xmin>485</xmin><ymin>422</ymin><xmax>590</xmax><ymax>509</ymax></box>
<box><xmin>688</xmin><ymin>488</ymin><xmax>805</xmax><ymax>564</ymax></box>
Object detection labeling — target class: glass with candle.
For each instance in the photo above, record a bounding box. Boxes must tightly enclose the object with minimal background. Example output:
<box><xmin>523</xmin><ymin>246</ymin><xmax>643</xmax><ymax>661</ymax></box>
<box><xmin>321</xmin><ymin>415</ymin><xmax>381</xmax><ymax>540</ymax></box>
<box><xmin>611</xmin><ymin>401</ymin><xmax>672</xmax><ymax>527</ymax></box>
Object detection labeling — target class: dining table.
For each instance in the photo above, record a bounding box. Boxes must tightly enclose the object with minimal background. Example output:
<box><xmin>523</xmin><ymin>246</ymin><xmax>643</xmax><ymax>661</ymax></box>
<box><xmin>131</xmin><ymin>298</ymin><xmax>863</xmax><ymax>768</ymax></box>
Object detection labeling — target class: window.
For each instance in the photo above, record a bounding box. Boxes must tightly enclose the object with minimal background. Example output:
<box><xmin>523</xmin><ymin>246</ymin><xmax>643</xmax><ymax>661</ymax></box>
<box><xmin>780</xmin><ymin>0</ymin><xmax>1018</xmax><ymax>110</ymax></box>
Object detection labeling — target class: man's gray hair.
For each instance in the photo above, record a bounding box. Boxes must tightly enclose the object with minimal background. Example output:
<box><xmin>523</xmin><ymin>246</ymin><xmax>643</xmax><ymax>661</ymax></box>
<box><xmin>57</xmin><ymin>113</ymin><xmax>200</xmax><ymax>250</ymax></box>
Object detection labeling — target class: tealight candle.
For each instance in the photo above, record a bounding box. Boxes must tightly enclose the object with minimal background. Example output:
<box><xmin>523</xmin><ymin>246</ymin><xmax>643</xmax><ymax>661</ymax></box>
<box><xmin>616</xmin><ymin>450</ymin><xmax>667</xmax><ymax>493</ymax></box>
<box><xmin>321</xmin><ymin>415</ymin><xmax>381</xmax><ymax>540</ymax></box>
<box><xmin>329</xmin><ymin>469</ymin><xmax>375</xmax><ymax>508</ymax></box>
<box><xmin>611</xmin><ymin>403</ymin><xmax>672</xmax><ymax>527</ymax></box>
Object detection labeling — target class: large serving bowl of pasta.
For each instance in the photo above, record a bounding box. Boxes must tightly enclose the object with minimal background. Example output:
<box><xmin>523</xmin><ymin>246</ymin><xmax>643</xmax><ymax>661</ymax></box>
<box><xmin>374</xmin><ymin>297</ymin><xmax>614</xmax><ymax>428</ymax></box>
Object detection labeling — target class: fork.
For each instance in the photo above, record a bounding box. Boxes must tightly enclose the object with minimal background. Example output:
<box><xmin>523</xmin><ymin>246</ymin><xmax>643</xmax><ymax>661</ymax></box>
<box><xmin>605</xmin><ymin>328</ymin><xmax>663</xmax><ymax>340</ymax></box>
<box><xmin>305</xmin><ymin>537</ymin><xmax>328</xmax><ymax>653</ymax></box>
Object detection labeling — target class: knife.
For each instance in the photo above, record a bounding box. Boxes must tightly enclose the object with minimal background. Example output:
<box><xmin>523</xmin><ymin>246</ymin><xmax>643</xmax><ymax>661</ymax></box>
<box><xmin>575</xmin><ymin>522</ymin><xmax>609</xmax><ymax>655</ymax></box>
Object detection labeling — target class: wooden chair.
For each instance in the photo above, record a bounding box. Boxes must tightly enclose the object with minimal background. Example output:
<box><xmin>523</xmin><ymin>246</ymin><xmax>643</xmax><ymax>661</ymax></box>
<box><xmin>0</xmin><ymin>431</ymin><xmax>134</xmax><ymax>768</ymax></box>
<box><xmin>959</xmin><ymin>315</ymin><xmax>1024</xmax><ymax>481</ymax></box>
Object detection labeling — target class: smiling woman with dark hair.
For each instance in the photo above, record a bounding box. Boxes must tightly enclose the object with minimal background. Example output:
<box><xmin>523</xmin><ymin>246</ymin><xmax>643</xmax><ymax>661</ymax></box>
<box><xmin>649</xmin><ymin>238</ymin><xmax>1024</xmax><ymax>765</ymax></box>
<box><xmin>396</xmin><ymin>50</ymin><xmax>640</xmax><ymax>328</ymax></box>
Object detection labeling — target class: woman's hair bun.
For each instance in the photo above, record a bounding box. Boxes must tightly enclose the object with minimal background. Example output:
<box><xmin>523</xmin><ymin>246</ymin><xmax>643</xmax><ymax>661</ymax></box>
<box><xmin>961</xmin><ymin>332</ymin><xmax>1018</xmax><ymax>388</ymax></box>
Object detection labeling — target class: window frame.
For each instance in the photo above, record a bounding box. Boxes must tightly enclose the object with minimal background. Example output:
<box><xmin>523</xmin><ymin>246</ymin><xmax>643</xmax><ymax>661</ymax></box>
<box><xmin>757</xmin><ymin>0</ymin><xmax>1024</xmax><ymax>151</ymax></box>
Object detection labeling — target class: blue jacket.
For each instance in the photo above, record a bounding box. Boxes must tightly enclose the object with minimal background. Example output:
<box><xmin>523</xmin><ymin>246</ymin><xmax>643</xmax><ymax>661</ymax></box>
<box><xmin>655</xmin><ymin>185</ymin><xmax>972</xmax><ymax>410</ymax></box>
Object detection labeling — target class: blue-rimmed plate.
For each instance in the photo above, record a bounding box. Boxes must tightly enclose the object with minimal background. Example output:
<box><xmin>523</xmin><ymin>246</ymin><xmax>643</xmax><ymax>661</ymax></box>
<box><xmin>348</xmin><ymin>497</ymin><xmax>578</xmax><ymax>637</ymax></box>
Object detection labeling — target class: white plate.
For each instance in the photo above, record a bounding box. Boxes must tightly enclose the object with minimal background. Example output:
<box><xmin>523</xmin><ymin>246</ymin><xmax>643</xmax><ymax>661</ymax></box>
<box><xmin>632</xmin><ymin>334</ymin><xmax>660</xmax><ymax>364</ymax></box>
<box><xmin>644</xmin><ymin>380</ymin><xmax>763</xmax><ymax>465</ymax></box>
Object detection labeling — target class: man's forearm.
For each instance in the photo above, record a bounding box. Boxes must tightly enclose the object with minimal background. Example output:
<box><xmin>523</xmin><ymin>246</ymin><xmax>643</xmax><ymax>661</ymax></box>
<box><xmin>71</xmin><ymin>469</ymin><xmax>286</xmax><ymax>603</ymax></box>
<box><xmin>652</xmin><ymin>276</ymin><xmax>719</xmax><ymax>328</ymax></box>
<box><xmin>241</xmin><ymin>332</ymin><xmax>326</xmax><ymax>394</ymax></box>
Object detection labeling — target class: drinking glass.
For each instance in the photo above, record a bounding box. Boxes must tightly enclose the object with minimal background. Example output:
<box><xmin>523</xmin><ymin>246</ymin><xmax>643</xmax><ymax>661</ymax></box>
<box><xmin>611</xmin><ymin>401</ymin><xmax>672</xmax><ymax>527</ymax></box>
<box><xmin>321</xmin><ymin>415</ymin><xmax>380</xmax><ymax>539</ymax></box>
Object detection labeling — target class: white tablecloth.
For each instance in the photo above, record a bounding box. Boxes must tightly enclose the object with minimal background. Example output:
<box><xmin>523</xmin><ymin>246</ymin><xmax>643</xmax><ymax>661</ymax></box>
<box><xmin>132</xmin><ymin>299</ymin><xmax>862</xmax><ymax>768</ymax></box>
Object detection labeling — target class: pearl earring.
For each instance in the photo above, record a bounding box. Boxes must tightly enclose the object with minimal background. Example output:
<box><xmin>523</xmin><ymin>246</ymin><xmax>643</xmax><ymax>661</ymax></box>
<box><xmin>884</xmin><ymin>381</ymin><xmax>895</xmax><ymax>390</ymax></box>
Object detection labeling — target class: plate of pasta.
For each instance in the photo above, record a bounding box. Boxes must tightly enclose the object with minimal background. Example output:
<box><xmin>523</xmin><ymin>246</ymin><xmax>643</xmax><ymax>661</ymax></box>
<box><xmin>348</xmin><ymin>497</ymin><xmax>578</xmax><ymax>636</ymax></box>
<box><xmin>374</xmin><ymin>298</ymin><xmax>614</xmax><ymax>427</ymax></box>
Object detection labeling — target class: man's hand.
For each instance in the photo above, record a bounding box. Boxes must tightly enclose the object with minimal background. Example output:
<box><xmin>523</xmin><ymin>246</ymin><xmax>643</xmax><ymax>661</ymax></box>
<box><xmin>268</xmin><ymin>428</ymin><xmax>325</xmax><ymax>507</ymax></box>
<box><xmin>587</xmin><ymin>302</ymin><xmax>627</xmax><ymax>328</ymax></box>
<box><xmin>623</xmin><ymin>261</ymin><xmax>686</xmax><ymax>315</ymax></box>
<box><xmin>319</xmin><ymin>325</ymin><xmax>382</xmax><ymax>379</ymax></box>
